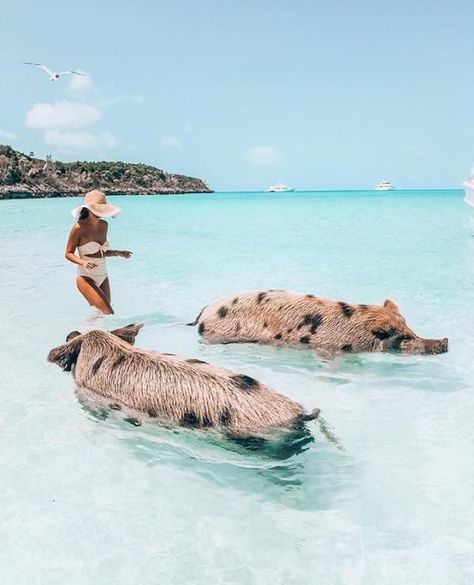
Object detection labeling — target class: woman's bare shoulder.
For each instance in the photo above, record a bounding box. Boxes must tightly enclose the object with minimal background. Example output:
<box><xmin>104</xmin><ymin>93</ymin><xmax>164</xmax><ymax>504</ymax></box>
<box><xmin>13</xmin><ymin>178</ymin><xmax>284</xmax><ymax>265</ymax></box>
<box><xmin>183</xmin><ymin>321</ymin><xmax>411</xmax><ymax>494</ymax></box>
<box><xmin>70</xmin><ymin>222</ymin><xmax>84</xmax><ymax>233</ymax></box>
<box><xmin>69</xmin><ymin>222</ymin><xmax>87</xmax><ymax>238</ymax></box>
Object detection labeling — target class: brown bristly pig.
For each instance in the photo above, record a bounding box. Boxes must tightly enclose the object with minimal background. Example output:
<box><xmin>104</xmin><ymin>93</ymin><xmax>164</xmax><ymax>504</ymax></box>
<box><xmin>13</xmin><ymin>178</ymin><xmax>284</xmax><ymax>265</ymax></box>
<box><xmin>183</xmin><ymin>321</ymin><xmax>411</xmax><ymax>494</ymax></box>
<box><xmin>188</xmin><ymin>291</ymin><xmax>448</xmax><ymax>355</ymax></box>
<box><xmin>47</xmin><ymin>324</ymin><xmax>320</xmax><ymax>438</ymax></box>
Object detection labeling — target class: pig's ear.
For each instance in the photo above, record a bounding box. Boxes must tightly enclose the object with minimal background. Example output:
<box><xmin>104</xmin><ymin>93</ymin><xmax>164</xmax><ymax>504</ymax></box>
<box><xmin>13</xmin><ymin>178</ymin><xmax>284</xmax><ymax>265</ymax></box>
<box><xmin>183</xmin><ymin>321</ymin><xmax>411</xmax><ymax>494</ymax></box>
<box><xmin>110</xmin><ymin>323</ymin><xmax>144</xmax><ymax>345</ymax></box>
<box><xmin>384</xmin><ymin>299</ymin><xmax>399</xmax><ymax>312</ymax></box>
<box><xmin>66</xmin><ymin>330</ymin><xmax>81</xmax><ymax>342</ymax></box>
<box><xmin>47</xmin><ymin>337</ymin><xmax>82</xmax><ymax>371</ymax></box>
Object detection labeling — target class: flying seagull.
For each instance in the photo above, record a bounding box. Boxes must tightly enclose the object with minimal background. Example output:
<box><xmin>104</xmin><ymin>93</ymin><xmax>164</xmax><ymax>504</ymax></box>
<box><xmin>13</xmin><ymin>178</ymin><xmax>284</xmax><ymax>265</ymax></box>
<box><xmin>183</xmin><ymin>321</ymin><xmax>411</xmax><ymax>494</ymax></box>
<box><xmin>23</xmin><ymin>62</ymin><xmax>86</xmax><ymax>81</ymax></box>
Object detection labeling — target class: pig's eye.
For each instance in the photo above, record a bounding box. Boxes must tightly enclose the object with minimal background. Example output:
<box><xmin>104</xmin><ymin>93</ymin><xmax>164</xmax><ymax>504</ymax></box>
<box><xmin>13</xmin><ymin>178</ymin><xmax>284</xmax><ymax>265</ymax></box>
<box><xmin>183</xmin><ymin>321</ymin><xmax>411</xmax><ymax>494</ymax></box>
<box><xmin>395</xmin><ymin>334</ymin><xmax>414</xmax><ymax>347</ymax></box>
<box><xmin>387</xmin><ymin>333</ymin><xmax>413</xmax><ymax>350</ymax></box>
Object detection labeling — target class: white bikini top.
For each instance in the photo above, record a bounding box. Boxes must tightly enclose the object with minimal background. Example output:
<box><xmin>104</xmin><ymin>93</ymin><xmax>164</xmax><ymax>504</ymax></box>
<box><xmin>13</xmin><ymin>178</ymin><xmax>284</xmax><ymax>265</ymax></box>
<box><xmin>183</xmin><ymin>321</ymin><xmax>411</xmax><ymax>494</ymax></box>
<box><xmin>78</xmin><ymin>240</ymin><xmax>110</xmax><ymax>258</ymax></box>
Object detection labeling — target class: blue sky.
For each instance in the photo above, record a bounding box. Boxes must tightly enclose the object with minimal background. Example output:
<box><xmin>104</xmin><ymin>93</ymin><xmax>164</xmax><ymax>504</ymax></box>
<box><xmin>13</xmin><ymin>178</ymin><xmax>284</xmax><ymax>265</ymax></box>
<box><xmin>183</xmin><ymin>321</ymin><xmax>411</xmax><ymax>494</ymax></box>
<box><xmin>1</xmin><ymin>0</ymin><xmax>474</xmax><ymax>190</ymax></box>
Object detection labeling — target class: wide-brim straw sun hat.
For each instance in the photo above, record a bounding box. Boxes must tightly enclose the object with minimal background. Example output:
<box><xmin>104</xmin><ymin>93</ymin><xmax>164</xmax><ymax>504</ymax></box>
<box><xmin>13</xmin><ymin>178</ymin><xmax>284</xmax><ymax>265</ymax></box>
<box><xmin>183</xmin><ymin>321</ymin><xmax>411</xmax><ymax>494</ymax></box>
<box><xmin>71</xmin><ymin>190</ymin><xmax>122</xmax><ymax>219</ymax></box>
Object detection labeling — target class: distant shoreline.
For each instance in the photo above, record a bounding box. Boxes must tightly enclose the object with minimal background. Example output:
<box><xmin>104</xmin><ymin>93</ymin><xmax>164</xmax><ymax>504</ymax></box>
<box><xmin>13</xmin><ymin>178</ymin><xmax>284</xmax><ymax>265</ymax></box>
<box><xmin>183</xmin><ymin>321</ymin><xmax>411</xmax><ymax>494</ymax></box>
<box><xmin>0</xmin><ymin>145</ymin><xmax>212</xmax><ymax>199</ymax></box>
<box><xmin>0</xmin><ymin>190</ymin><xmax>212</xmax><ymax>200</ymax></box>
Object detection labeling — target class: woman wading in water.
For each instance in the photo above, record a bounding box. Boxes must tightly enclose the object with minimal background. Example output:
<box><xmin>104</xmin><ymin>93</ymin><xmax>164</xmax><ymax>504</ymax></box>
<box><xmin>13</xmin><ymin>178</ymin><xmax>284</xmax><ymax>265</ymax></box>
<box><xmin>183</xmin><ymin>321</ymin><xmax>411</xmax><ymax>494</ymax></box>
<box><xmin>65</xmin><ymin>190</ymin><xmax>132</xmax><ymax>314</ymax></box>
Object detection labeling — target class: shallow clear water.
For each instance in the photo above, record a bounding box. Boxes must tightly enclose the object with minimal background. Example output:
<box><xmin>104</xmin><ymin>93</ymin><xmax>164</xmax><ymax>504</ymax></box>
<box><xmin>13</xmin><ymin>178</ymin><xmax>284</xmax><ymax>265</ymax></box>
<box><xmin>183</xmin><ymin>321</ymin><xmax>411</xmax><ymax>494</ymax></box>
<box><xmin>1</xmin><ymin>190</ymin><xmax>474</xmax><ymax>584</ymax></box>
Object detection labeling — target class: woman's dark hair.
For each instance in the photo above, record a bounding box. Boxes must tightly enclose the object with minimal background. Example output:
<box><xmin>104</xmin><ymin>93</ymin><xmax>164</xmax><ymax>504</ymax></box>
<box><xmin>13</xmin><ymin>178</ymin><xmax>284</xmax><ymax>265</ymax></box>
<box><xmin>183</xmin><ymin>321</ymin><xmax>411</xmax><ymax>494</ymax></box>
<box><xmin>78</xmin><ymin>207</ymin><xmax>89</xmax><ymax>220</ymax></box>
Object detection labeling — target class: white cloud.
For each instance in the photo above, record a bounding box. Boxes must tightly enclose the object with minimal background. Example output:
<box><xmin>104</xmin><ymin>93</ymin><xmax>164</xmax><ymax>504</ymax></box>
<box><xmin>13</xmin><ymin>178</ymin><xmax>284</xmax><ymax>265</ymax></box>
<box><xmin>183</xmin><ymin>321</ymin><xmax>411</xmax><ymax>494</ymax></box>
<box><xmin>26</xmin><ymin>101</ymin><xmax>100</xmax><ymax>131</ymax></box>
<box><xmin>0</xmin><ymin>129</ymin><xmax>17</xmax><ymax>142</ymax></box>
<box><xmin>161</xmin><ymin>135</ymin><xmax>182</xmax><ymax>147</ymax></box>
<box><xmin>67</xmin><ymin>71</ymin><xmax>93</xmax><ymax>93</ymax></box>
<box><xmin>245</xmin><ymin>145</ymin><xmax>281</xmax><ymax>166</ymax></box>
<box><xmin>25</xmin><ymin>81</ymin><xmax>144</xmax><ymax>155</ymax></box>
<box><xmin>44</xmin><ymin>130</ymin><xmax>117</xmax><ymax>153</ymax></box>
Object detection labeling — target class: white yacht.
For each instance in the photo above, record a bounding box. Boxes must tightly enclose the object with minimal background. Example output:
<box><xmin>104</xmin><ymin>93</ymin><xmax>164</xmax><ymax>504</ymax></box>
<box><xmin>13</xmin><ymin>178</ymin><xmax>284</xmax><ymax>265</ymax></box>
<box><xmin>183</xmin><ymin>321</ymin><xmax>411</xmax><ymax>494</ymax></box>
<box><xmin>463</xmin><ymin>165</ymin><xmax>474</xmax><ymax>232</ymax></box>
<box><xmin>374</xmin><ymin>180</ymin><xmax>395</xmax><ymax>191</ymax></box>
<box><xmin>268</xmin><ymin>183</ymin><xmax>295</xmax><ymax>193</ymax></box>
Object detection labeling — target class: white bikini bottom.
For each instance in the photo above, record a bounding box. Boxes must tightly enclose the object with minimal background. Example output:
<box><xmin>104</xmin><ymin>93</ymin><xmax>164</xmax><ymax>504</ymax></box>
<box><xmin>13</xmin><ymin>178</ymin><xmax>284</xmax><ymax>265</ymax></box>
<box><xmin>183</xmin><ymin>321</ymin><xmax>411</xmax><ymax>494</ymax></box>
<box><xmin>77</xmin><ymin>258</ymin><xmax>108</xmax><ymax>287</ymax></box>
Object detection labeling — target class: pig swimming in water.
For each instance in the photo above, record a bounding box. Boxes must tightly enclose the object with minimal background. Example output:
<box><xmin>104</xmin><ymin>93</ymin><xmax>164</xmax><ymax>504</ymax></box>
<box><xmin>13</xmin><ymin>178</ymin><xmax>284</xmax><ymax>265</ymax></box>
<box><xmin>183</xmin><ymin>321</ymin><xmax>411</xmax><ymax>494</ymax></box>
<box><xmin>188</xmin><ymin>291</ymin><xmax>448</xmax><ymax>355</ymax></box>
<box><xmin>47</xmin><ymin>324</ymin><xmax>320</xmax><ymax>439</ymax></box>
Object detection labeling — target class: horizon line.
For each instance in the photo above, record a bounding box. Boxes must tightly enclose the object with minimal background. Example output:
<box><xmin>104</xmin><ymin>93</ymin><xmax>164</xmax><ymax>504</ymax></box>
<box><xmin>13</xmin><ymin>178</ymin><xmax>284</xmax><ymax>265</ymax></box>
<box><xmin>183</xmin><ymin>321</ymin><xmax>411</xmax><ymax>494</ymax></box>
<box><xmin>211</xmin><ymin>187</ymin><xmax>464</xmax><ymax>193</ymax></box>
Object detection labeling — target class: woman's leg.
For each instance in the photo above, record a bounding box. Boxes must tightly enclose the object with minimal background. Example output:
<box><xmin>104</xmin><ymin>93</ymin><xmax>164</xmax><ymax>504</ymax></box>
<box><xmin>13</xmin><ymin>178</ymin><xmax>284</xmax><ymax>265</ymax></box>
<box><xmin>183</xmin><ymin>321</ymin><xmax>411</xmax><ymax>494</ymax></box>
<box><xmin>100</xmin><ymin>277</ymin><xmax>112</xmax><ymax>304</ymax></box>
<box><xmin>76</xmin><ymin>276</ymin><xmax>114</xmax><ymax>314</ymax></box>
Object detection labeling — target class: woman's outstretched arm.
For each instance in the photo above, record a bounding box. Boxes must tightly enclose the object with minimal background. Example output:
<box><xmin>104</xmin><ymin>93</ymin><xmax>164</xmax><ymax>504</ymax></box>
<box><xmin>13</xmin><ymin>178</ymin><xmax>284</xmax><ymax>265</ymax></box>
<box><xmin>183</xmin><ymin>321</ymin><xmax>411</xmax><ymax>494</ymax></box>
<box><xmin>104</xmin><ymin>249</ymin><xmax>133</xmax><ymax>258</ymax></box>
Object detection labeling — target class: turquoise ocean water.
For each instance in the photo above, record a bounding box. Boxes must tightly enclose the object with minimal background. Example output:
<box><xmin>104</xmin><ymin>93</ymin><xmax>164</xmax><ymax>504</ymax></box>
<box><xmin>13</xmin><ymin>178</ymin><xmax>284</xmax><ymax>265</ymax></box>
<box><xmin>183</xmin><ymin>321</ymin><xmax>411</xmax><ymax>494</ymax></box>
<box><xmin>1</xmin><ymin>189</ymin><xmax>474</xmax><ymax>584</ymax></box>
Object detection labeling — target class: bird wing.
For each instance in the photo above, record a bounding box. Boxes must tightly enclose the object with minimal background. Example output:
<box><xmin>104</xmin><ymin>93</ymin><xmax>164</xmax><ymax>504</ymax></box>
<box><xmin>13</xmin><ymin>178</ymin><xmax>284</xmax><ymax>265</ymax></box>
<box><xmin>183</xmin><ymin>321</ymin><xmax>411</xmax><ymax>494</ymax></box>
<box><xmin>24</xmin><ymin>62</ymin><xmax>55</xmax><ymax>76</ymax></box>
<box><xmin>58</xmin><ymin>70</ymin><xmax>86</xmax><ymax>76</ymax></box>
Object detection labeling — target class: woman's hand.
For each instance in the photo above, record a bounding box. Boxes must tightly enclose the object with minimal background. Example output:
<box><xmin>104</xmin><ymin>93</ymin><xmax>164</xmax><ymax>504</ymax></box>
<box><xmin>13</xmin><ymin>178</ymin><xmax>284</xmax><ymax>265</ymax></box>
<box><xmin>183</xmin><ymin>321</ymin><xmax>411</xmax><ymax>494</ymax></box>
<box><xmin>116</xmin><ymin>250</ymin><xmax>132</xmax><ymax>259</ymax></box>
<box><xmin>81</xmin><ymin>259</ymin><xmax>98</xmax><ymax>269</ymax></box>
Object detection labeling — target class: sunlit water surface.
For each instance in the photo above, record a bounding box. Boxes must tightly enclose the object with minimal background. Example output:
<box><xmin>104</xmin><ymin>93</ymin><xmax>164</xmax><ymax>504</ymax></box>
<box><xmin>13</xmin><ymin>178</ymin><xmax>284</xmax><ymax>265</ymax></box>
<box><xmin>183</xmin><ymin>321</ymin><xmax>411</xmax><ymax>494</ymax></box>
<box><xmin>1</xmin><ymin>190</ymin><xmax>474</xmax><ymax>584</ymax></box>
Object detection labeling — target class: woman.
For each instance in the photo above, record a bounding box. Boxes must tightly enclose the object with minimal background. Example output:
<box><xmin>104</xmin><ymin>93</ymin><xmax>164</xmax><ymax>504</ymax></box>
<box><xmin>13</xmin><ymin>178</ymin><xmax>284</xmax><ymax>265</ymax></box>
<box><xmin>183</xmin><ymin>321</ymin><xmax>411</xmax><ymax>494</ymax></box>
<box><xmin>65</xmin><ymin>190</ymin><xmax>132</xmax><ymax>314</ymax></box>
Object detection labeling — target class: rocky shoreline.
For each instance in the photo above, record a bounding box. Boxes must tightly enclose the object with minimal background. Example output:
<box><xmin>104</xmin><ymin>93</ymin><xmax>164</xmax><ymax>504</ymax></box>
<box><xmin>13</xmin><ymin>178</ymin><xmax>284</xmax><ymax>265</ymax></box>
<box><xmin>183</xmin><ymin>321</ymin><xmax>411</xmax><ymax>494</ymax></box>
<box><xmin>0</xmin><ymin>145</ymin><xmax>212</xmax><ymax>199</ymax></box>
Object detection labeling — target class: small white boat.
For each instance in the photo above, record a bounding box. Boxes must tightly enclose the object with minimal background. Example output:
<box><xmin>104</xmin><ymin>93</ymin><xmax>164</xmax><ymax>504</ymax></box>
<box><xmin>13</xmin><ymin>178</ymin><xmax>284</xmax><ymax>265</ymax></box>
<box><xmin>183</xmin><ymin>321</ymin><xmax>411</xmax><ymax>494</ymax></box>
<box><xmin>268</xmin><ymin>183</ymin><xmax>294</xmax><ymax>193</ymax></box>
<box><xmin>374</xmin><ymin>180</ymin><xmax>395</xmax><ymax>191</ymax></box>
<box><xmin>463</xmin><ymin>165</ymin><xmax>474</xmax><ymax>232</ymax></box>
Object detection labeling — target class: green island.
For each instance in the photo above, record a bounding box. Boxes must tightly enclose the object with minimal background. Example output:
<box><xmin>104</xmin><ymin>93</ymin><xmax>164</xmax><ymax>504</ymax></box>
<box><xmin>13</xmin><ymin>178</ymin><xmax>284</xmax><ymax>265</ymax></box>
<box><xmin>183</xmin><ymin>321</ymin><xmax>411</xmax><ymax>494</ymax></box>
<box><xmin>0</xmin><ymin>145</ymin><xmax>212</xmax><ymax>198</ymax></box>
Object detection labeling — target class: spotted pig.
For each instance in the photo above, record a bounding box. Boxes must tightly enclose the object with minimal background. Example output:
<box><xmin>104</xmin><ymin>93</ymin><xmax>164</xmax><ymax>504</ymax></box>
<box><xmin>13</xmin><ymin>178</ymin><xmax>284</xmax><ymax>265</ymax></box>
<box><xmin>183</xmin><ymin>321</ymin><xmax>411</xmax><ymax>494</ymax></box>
<box><xmin>188</xmin><ymin>291</ymin><xmax>448</xmax><ymax>355</ymax></box>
